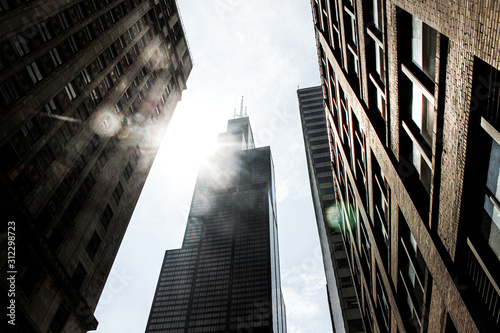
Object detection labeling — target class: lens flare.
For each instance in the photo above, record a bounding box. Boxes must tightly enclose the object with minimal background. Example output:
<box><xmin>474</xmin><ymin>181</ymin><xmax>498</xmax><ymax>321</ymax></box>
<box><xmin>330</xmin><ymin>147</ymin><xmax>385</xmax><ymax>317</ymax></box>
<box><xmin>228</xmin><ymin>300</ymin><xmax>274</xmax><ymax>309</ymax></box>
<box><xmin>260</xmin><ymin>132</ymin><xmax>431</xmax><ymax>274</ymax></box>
<box><xmin>91</xmin><ymin>109</ymin><xmax>123</xmax><ymax>137</ymax></box>
<box><xmin>325</xmin><ymin>202</ymin><xmax>356</xmax><ymax>232</ymax></box>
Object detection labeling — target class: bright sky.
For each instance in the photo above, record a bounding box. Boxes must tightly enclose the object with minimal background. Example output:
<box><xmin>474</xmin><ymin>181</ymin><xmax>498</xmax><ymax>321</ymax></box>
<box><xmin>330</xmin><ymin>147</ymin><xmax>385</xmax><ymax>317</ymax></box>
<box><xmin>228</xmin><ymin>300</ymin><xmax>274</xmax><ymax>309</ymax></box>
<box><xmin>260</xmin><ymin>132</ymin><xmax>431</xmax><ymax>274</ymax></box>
<box><xmin>92</xmin><ymin>1</ymin><xmax>332</xmax><ymax>332</ymax></box>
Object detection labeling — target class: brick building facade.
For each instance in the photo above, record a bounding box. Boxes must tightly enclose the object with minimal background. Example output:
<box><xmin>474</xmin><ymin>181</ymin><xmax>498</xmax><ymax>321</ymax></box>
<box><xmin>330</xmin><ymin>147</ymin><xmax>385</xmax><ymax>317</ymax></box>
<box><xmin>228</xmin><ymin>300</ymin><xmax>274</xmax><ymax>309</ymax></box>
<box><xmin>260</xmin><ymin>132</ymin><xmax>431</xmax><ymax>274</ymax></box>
<box><xmin>0</xmin><ymin>0</ymin><xmax>192</xmax><ymax>332</ymax></box>
<box><xmin>310</xmin><ymin>0</ymin><xmax>500</xmax><ymax>332</ymax></box>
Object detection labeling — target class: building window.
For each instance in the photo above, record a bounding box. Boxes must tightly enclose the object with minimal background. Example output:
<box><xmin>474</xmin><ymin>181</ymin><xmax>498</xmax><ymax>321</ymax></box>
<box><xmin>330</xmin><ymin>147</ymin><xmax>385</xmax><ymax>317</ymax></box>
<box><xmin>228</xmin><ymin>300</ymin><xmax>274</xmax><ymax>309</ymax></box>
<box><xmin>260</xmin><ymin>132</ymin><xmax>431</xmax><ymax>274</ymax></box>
<box><xmin>411</xmin><ymin>17</ymin><xmax>437</xmax><ymax>81</ymax></box>
<box><xmin>96</xmin><ymin>54</ymin><xmax>106</xmax><ymax>70</ymax></box>
<box><xmin>37</xmin><ymin>21</ymin><xmax>53</xmax><ymax>42</ymax></box>
<box><xmin>399</xmin><ymin>213</ymin><xmax>427</xmax><ymax>332</ymax></box>
<box><xmin>68</xmin><ymin>35</ymin><xmax>80</xmax><ymax>54</ymax></box>
<box><xmin>104</xmin><ymin>73</ymin><xmax>114</xmax><ymax>89</ymax></box>
<box><xmin>108</xmin><ymin>44</ymin><xmax>117</xmax><ymax>59</ymax></box>
<box><xmin>76</xmin><ymin>2</ymin><xmax>86</xmax><ymax>20</ymax></box>
<box><xmin>84</xmin><ymin>25</ymin><xmax>94</xmax><ymax>41</ymax></box>
<box><xmin>481</xmin><ymin>125</ymin><xmax>500</xmax><ymax>259</ymax></box>
<box><xmin>49</xmin><ymin>47</ymin><xmax>63</xmax><ymax>67</ymax></box>
<box><xmin>72</xmin><ymin>263</ymin><xmax>87</xmax><ymax>289</ymax></box>
<box><xmin>123</xmin><ymin>162</ymin><xmax>133</xmax><ymax>181</ymax></box>
<box><xmin>100</xmin><ymin>204</ymin><xmax>114</xmax><ymax>229</ymax></box>
<box><xmin>398</xmin><ymin>10</ymin><xmax>440</xmax><ymax>195</ymax></box>
<box><xmin>10</xmin><ymin>34</ymin><xmax>31</xmax><ymax>56</ymax></box>
<box><xmin>49</xmin><ymin>305</ymin><xmax>69</xmax><ymax>333</ymax></box>
<box><xmin>81</xmin><ymin>67</ymin><xmax>92</xmax><ymax>85</ymax></box>
<box><xmin>26</xmin><ymin>61</ymin><xmax>43</xmax><ymax>83</ymax></box>
<box><xmin>0</xmin><ymin>77</ymin><xmax>20</xmax><ymax>106</ymax></box>
<box><xmin>112</xmin><ymin>181</ymin><xmax>124</xmax><ymax>203</ymax></box>
<box><xmin>115</xmin><ymin>63</ymin><xmax>123</xmax><ymax>77</ymax></box>
<box><xmin>64</xmin><ymin>83</ymin><xmax>77</xmax><ymax>101</ymax></box>
<box><xmin>86</xmin><ymin>231</ymin><xmax>102</xmax><ymax>260</ymax></box>
<box><xmin>57</xmin><ymin>11</ymin><xmax>72</xmax><ymax>30</ymax></box>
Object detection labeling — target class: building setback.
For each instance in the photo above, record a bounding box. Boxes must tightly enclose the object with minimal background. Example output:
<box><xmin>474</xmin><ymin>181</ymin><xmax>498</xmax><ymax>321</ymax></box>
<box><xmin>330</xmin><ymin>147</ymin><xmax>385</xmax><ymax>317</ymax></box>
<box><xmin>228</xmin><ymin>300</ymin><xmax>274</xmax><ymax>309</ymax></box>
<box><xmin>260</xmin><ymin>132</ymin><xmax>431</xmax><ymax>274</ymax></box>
<box><xmin>0</xmin><ymin>0</ymin><xmax>192</xmax><ymax>332</ymax></box>
<box><xmin>298</xmin><ymin>86</ymin><xmax>364</xmax><ymax>333</ymax></box>
<box><xmin>145</xmin><ymin>116</ymin><xmax>287</xmax><ymax>333</ymax></box>
<box><xmin>310</xmin><ymin>0</ymin><xmax>500</xmax><ymax>332</ymax></box>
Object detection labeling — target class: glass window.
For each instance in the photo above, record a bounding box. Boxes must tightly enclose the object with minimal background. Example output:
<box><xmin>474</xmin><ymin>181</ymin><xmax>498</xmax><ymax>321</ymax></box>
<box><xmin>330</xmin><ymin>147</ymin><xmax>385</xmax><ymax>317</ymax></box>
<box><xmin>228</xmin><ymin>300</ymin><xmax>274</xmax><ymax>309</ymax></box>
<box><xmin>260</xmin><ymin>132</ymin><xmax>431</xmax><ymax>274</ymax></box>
<box><xmin>411</xmin><ymin>83</ymin><xmax>434</xmax><ymax>145</ymax></box>
<box><xmin>412</xmin><ymin>17</ymin><xmax>437</xmax><ymax>80</ymax></box>
<box><xmin>482</xmin><ymin>138</ymin><xmax>500</xmax><ymax>259</ymax></box>
<box><xmin>37</xmin><ymin>21</ymin><xmax>53</xmax><ymax>42</ymax></box>
<box><xmin>49</xmin><ymin>47</ymin><xmax>63</xmax><ymax>67</ymax></box>
<box><xmin>26</xmin><ymin>61</ymin><xmax>44</xmax><ymax>84</ymax></box>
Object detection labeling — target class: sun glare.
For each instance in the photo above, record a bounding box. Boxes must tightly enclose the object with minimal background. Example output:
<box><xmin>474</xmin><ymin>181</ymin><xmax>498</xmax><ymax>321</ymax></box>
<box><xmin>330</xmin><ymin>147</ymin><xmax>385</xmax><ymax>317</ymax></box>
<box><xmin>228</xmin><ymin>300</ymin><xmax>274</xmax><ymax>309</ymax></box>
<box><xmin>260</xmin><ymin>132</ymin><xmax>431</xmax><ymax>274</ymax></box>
<box><xmin>154</xmin><ymin>99</ymin><xmax>225</xmax><ymax>185</ymax></box>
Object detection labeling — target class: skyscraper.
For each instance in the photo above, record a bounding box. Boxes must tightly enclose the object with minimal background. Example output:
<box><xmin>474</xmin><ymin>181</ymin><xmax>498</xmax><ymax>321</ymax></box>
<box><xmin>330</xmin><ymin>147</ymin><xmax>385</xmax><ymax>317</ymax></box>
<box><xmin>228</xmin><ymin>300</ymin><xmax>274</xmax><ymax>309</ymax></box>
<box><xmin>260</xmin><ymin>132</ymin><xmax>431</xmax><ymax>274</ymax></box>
<box><xmin>311</xmin><ymin>0</ymin><xmax>499</xmax><ymax>332</ymax></box>
<box><xmin>145</xmin><ymin>116</ymin><xmax>287</xmax><ymax>333</ymax></box>
<box><xmin>0</xmin><ymin>1</ymin><xmax>192</xmax><ymax>332</ymax></box>
<box><xmin>298</xmin><ymin>86</ymin><xmax>363</xmax><ymax>333</ymax></box>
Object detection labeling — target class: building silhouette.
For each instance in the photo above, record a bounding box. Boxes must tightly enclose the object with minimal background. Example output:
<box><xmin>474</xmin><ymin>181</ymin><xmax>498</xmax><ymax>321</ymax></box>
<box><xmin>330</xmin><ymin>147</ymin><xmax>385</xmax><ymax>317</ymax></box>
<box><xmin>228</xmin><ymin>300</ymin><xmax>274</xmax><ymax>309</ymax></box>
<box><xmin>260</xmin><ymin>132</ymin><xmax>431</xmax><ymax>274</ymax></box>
<box><xmin>0</xmin><ymin>0</ymin><xmax>192</xmax><ymax>332</ymax></box>
<box><xmin>298</xmin><ymin>86</ymin><xmax>364</xmax><ymax>333</ymax></box>
<box><xmin>311</xmin><ymin>0</ymin><xmax>500</xmax><ymax>332</ymax></box>
<box><xmin>145</xmin><ymin>116</ymin><xmax>287</xmax><ymax>333</ymax></box>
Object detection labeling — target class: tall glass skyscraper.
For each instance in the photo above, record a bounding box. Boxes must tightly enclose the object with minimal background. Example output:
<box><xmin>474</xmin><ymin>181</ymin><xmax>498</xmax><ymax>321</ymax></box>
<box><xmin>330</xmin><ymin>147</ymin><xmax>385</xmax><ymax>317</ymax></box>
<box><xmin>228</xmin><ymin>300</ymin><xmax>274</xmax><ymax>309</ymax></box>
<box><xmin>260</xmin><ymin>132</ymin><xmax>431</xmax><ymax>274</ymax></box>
<box><xmin>145</xmin><ymin>117</ymin><xmax>287</xmax><ymax>333</ymax></box>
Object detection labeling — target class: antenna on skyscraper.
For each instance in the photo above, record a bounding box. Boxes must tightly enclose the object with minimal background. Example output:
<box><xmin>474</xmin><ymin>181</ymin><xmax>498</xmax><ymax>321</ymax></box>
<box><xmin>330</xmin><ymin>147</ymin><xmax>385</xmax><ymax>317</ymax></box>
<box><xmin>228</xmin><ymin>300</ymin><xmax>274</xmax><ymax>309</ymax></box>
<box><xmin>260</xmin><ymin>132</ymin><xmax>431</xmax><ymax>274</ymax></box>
<box><xmin>239</xmin><ymin>96</ymin><xmax>244</xmax><ymax>117</ymax></box>
<box><xmin>234</xmin><ymin>96</ymin><xmax>246</xmax><ymax>118</ymax></box>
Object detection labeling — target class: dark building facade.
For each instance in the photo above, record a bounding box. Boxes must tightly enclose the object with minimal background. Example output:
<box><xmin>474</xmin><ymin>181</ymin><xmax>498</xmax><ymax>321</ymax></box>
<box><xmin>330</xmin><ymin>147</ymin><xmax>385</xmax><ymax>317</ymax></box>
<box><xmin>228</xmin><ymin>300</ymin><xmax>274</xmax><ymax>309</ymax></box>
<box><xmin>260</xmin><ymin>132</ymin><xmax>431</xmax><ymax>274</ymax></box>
<box><xmin>298</xmin><ymin>86</ymin><xmax>364</xmax><ymax>333</ymax></box>
<box><xmin>311</xmin><ymin>0</ymin><xmax>500</xmax><ymax>332</ymax></box>
<box><xmin>145</xmin><ymin>117</ymin><xmax>287</xmax><ymax>333</ymax></box>
<box><xmin>0</xmin><ymin>0</ymin><xmax>192</xmax><ymax>332</ymax></box>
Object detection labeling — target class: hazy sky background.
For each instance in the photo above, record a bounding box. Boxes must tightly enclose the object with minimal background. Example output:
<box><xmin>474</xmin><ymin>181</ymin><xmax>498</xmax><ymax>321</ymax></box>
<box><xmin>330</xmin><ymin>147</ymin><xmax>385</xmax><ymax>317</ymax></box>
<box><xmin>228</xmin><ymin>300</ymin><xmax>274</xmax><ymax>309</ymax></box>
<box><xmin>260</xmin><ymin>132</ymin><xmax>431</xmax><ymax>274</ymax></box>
<box><xmin>93</xmin><ymin>1</ymin><xmax>332</xmax><ymax>332</ymax></box>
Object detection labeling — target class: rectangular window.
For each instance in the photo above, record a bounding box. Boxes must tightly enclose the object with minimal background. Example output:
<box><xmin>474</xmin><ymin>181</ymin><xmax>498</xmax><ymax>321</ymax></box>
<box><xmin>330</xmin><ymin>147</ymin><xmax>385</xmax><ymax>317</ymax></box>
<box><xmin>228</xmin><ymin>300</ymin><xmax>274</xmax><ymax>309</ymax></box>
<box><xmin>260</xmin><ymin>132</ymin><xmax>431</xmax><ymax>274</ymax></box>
<box><xmin>20</xmin><ymin>119</ymin><xmax>41</xmax><ymax>147</ymax></box>
<box><xmin>112</xmin><ymin>181</ymin><xmax>124</xmax><ymax>203</ymax></box>
<box><xmin>118</xmin><ymin>35</ymin><xmax>126</xmax><ymax>49</ymax></box>
<box><xmin>58</xmin><ymin>11</ymin><xmax>71</xmax><ymax>30</ymax></box>
<box><xmin>10</xmin><ymin>35</ymin><xmax>30</xmax><ymax>56</ymax></box>
<box><xmin>0</xmin><ymin>78</ymin><xmax>20</xmax><ymax>106</ymax></box>
<box><xmin>402</xmin><ymin>64</ymin><xmax>435</xmax><ymax>146</ymax></box>
<box><xmin>109</xmin><ymin>9</ymin><xmax>116</xmax><ymax>23</ymax></box>
<box><xmin>481</xmin><ymin>119</ymin><xmax>500</xmax><ymax>259</ymax></box>
<box><xmin>49</xmin><ymin>305</ymin><xmax>69</xmax><ymax>333</ymax></box>
<box><xmin>37</xmin><ymin>21</ymin><xmax>53</xmax><ymax>42</ymax></box>
<box><xmin>81</xmin><ymin>68</ymin><xmax>92</xmax><ymax>84</ymax></box>
<box><xmin>26</xmin><ymin>61</ymin><xmax>43</xmax><ymax>84</ymax></box>
<box><xmin>411</xmin><ymin>17</ymin><xmax>437</xmax><ymax>80</ymax></box>
<box><xmin>64</xmin><ymin>83</ymin><xmax>77</xmax><ymax>101</ymax></box>
<box><xmin>84</xmin><ymin>25</ymin><xmax>94</xmax><ymax>41</ymax></box>
<box><xmin>44</xmin><ymin>99</ymin><xmax>58</xmax><ymax>114</ymax></box>
<box><xmin>98</xmin><ymin>16</ymin><xmax>106</xmax><ymax>31</ymax></box>
<box><xmin>76</xmin><ymin>3</ymin><xmax>86</xmax><ymax>20</ymax></box>
<box><xmin>100</xmin><ymin>204</ymin><xmax>113</xmax><ymax>228</ymax></box>
<box><xmin>115</xmin><ymin>63</ymin><xmax>123</xmax><ymax>77</ymax></box>
<box><xmin>72</xmin><ymin>263</ymin><xmax>86</xmax><ymax>289</ymax></box>
<box><xmin>96</xmin><ymin>54</ymin><xmax>106</xmax><ymax>70</ymax></box>
<box><xmin>49</xmin><ymin>47</ymin><xmax>62</xmax><ymax>67</ymax></box>
<box><xmin>104</xmin><ymin>73</ymin><xmax>113</xmax><ymax>89</ymax></box>
<box><xmin>68</xmin><ymin>35</ymin><xmax>80</xmax><ymax>54</ymax></box>
<box><xmin>109</xmin><ymin>44</ymin><xmax>117</xmax><ymax>59</ymax></box>
<box><xmin>86</xmin><ymin>232</ymin><xmax>102</xmax><ymax>260</ymax></box>
<box><xmin>123</xmin><ymin>162</ymin><xmax>133</xmax><ymax>181</ymax></box>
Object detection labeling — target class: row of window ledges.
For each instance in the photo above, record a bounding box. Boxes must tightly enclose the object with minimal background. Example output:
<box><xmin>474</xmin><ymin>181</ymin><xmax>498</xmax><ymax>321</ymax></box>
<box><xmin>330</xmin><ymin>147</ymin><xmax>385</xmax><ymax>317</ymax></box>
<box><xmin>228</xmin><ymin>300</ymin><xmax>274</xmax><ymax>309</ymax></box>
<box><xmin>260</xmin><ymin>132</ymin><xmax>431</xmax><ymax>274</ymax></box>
<box><xmin>0</xmin><ymin>0</ymin><xmax>146</xmax><ymax>76</ymax></box>
<box><xmin>42</xmin><ymin>137</ymin><xmax>141</xmax><ymax>257</ymax></box>
<box><xmin>0</xmin><ymin>19</ymin><xmax>175</xmax><ymax>185</ymax></box>
<box><xmin>20</xmin><ymin>140</ymin><xmax>141</xmax><ymax>332</ymax></box>
<box><xmin>52</xmin><ymin>144</ymin><xmax>142</xmax><ymax>307</ymax></box>
<box><xmin>328</xmin><ymin>106</ymin><xmax>460</xmax><ymax>329</ymax></box>
<box><xmin>315</xmin><ymin>0</ymin><xmax>436</xmax><ymax>186</ymax></box>
<box><xmin>0</xmin><ymin>0</ymin><xmax>156</xmax><ymax>113</ymax></box>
